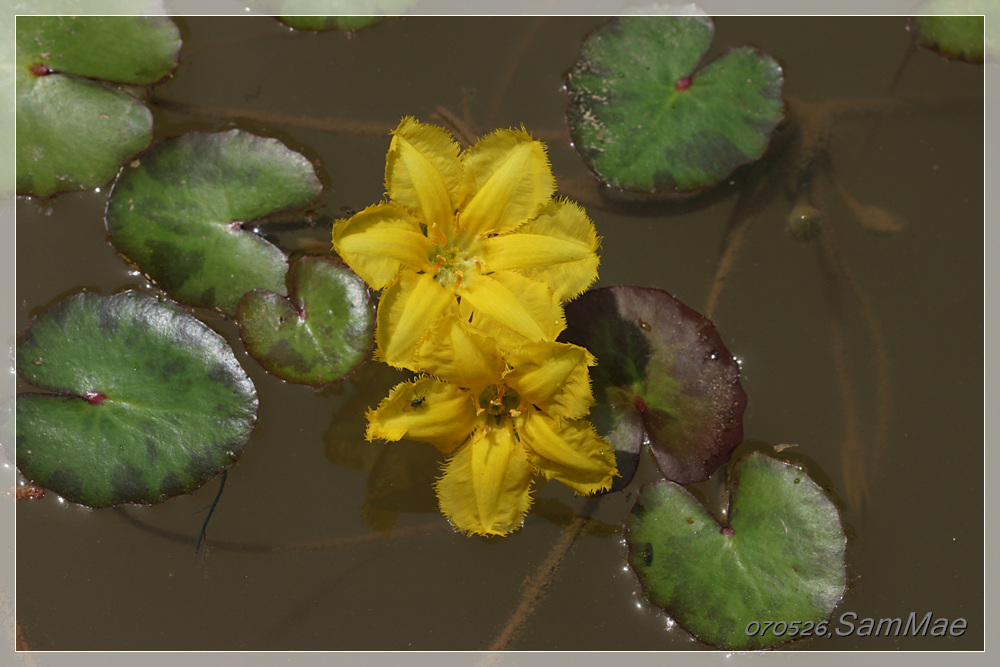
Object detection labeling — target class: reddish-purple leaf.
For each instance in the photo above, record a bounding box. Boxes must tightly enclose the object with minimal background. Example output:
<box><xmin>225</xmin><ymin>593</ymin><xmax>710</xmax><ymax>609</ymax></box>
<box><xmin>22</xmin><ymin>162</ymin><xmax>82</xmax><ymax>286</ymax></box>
<box><xmin>563</xmin><ymin>286</ymin><xmax>746</xmax><ymax>486</ymax></box>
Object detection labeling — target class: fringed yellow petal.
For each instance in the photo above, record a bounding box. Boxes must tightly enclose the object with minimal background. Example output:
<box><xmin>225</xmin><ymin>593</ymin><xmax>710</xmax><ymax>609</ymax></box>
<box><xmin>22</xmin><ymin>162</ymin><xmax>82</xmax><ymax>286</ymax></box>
<box><xmin>377</xmin><ymin>271</ymin><xmax>454</xmax><ymax>369</ymax></box>
<box><xmin>460</xmin><ymin>270</ymin><xmax>565</xmax><ymax>348</ymax></box>
<box><xmin>456</xmin><ymin>128</ymin><xmax>555</xmax><ymax>240</ymax></box>
<box><xmin>386</xmin><ymin>117</ymin><xmax>461</xmax><ymax>242</ymax></box>
<box><xmin>414</xmin><ymin>313</ymin><xmax>506</xmax><ymax>390</ymax></box>
<box><xmin>435</xmin><ymin>425</ymin><xmax>534</xmax><ymax>536</ymax></box>
<box><xmin>365</xmin><ymin>376</ymin><xmax>475</xmax><ymax>452</ymax></box>
<box><xmin>504</xmin><ymin>341</ymin><xmax>595</xmax><ymax>419</ymax></box>
<box><xmin>479</xmin><ymin>199</ymin><xmax>600</xmax><ymax>301</ymax></box>
<box><xmin>331</xmin><ymin>203</ymin><xmax>433</xmax><ymax>289</ymax></box>
<box><xmin>517</xmin><ymin>410</ymin><xmax>617</xmax><ymax>495</ymax></box>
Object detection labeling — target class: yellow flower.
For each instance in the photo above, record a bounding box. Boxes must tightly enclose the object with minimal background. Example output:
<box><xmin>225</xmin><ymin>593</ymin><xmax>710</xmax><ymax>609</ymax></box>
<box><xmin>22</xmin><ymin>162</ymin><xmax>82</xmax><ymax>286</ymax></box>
<box><xmin>366</xmin><ymin>339</ymin><xmax>618</xmax><ymax>536</ymax></box>
<box><xmin>332</xmin><ymin>116</ymin><xmax>601</xmax><ymax>370</ymax></box>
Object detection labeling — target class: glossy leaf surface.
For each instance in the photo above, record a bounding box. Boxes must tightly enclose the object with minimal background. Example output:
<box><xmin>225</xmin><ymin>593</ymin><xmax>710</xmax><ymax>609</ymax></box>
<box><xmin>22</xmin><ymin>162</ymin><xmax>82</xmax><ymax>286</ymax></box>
<box><xmin>15</xmin><ymin>16</ymin><xmax>180</xmax><ymax>197</ymax></box>
<box><xmin>562</xmin><ymin>286</ymin><xmax>746</xmax><ymax>487</ymax></box>
<box><xmin>16</xmin><ymin>290</ymin><xmax>258</xmax><ymax>507</ymax></box>
<box><xmin>105</xmin><ymin>130</ymin><xmax>323</xmax><ymax>314</ymax></box>
<box><xmin>238</xmin><ymin>255</ymin><xmax>376</xmax><ymax>386</ymax></box>
<box><xmin>626</xmin><ymin>452</ymin><xmax>847</xmax><ymax>650</ymax></box>
<box><xmin>566</xmin><ymin>15</ymin><xmax>784</xmax><ymax>193</ymax></box>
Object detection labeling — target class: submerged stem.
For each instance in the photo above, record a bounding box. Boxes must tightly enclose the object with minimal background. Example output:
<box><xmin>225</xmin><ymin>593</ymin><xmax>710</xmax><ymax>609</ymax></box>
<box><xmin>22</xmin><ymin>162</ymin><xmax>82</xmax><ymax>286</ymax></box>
<box><xmin>814</xmin><ymin>175</ymin><xmax>893</xmax><ymax>513</ymax></box>
<box><xmin>115</xmin><ymin>505</ymin><xmax>449</xmax><ymax>554</ymax></box>
<box><xmin>195</xmin><ymin>470</ymin><xmax>227</xmax><ymax>555</ymax></box>
<box><xmin>151</xmin><ymin>96</ymin><xmax>394</xmax><ymax>136</ymax></box>
<box><xmin>816</xmin><ymin>230</ymin><xmax>866</xmax><ymax>510</ymax></box>
<box><xmin>704</xmin><ymin>204</ymin><xmax>756</xmax><ymax>319</ymax></box>
<box><xmin>430</xmin><ymin>105</ymin><xmax>478</xmax><ymax>149</ymax></box>
<box><xmin>480</xmin><ymin>496</ymin><xmax>602</xmax><ymax>660</ymax></box>
<box><xmin>703</xmin><ymin>161</ymin><xmax>782</xmax><ymax>318</ymax></box>
<box><xmin>487</xmin><ymin>16</ymin><xmax>547</xmax><ymax>128</ymax></box>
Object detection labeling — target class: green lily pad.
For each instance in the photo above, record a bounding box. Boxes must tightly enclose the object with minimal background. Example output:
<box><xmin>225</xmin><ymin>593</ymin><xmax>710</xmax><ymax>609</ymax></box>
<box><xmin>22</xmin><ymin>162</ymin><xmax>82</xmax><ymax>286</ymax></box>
<box><xmin>626</xmin><ymin>452</ymin><xmax>847</xmax><ymax>650</ymax></box>
<box><xmin>15</xmin><ymin>290</ymin><xmax>258</xmax><ymax>508</ymax></box>
<box><xmin>105</xmin><ymin>129</ymin><xmax>323</xmax><ymax>314</ymax></box>
<box><xmin>237</xmin><ymin>255</ymin><xmax>376</xmax><ymax>386</ymax></box>
<box><xmin>909</xmin><ymin>12</ymin><xmax>986</xmax><ymax>63</ymax></box>
<box><xmin>278</xmin><ymin>16</ymin><xmax>385</xmax><ymax>31</ymax></box>
<box><xmin>565</xmin><ymin>15</ymin><xmax>784</xmax><ymax>193</ymax></box>
<box><xmin>16</xmin><ymin>16</ymin><xmax>181</xmax><ymax>197</ymax></box>
<box><xmin>562</xmin><ymin>286</ymin><xmax>746</xmax><ymax>487</ymax></box>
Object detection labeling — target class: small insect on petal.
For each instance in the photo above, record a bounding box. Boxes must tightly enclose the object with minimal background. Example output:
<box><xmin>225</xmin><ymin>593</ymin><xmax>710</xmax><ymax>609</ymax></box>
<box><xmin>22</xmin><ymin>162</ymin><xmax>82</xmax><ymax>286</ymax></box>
<box><xmin>404</xmin><ymin>394</ymin><xmax>427</xmax><ymax>411</ymax></box>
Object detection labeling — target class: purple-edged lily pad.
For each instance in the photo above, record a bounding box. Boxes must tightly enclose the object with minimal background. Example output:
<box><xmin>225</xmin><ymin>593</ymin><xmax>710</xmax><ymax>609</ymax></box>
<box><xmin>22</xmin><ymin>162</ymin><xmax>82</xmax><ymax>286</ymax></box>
<box><xmin>237</xmin><ymin>255</ymin><xmax>376</xmax><ymax>386</ymax></box>
<box><xmin>626</xmin><ymin>452</ymin><xmax>847</xmax><ymax>650</ymax></box>
<box><xmin>105</xmin><ymin>130</ymin><xmax>323</xmax><ymax>314</ymax></box>
<box><xmin>562</xmin><ymin>286</ymin><xmax>746</xmax><ymax>487</ymax></box>
<box><xmin>15</xmin><ymin>290</ymin><xmax>258</xmax><ymax>508</ymax></box>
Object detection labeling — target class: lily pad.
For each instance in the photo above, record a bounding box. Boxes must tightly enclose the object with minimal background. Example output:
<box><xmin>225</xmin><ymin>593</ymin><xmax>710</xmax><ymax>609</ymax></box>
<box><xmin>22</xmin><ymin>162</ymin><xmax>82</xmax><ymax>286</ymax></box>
<box><xmin>237</xmin><ymin>255</ymin><xmax>376</xmax><ymax>386</ymax></box>
<box><xmin>625</xmin><ymin>452</ymin><xmax>847</xmax><ymax>650</ymax></box>
<box><xmin>562</xmin><ymin>286</ymin><xmax>746</xmax><ymax>487</ymax></box>
<box><xmin>105</xmin><ymin>129</ymin><xmax>323</xmax><ymax>314</ymax></box>
<box><xmin>565</xmin><ymin>14</ymin><xmax>784</xmax><ymax>193</ymax></box>
<box><xmin>278</xmin><ymin>16</ymin><xmax>385</xmax><ymax>31</ymax></box>
<box><xmin>909</xmin><ymin>11</ymin><xmax>986</xmax><ymax>63</ymax></box>
<box><xmin>16</xmin><ymin>16</ymin><xmax>181</xmax><ymax>197</ymax></box>
<box><xmin>15</xmin><ymin>290</ymin><xmax>258</xmax><ymax>508</ymax></box>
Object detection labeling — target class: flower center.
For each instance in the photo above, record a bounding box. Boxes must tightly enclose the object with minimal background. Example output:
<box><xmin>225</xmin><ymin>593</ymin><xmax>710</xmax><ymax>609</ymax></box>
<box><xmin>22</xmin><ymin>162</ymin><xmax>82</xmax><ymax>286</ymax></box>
<box><xmin>431</xmin><ymin>245</ymin><xmax>483</xmax><ymax>291</ymax></box>
<box><xmin>478</xmin><ymin>384</ymin><xmax>522</xmax><ymax>420</ymax></box>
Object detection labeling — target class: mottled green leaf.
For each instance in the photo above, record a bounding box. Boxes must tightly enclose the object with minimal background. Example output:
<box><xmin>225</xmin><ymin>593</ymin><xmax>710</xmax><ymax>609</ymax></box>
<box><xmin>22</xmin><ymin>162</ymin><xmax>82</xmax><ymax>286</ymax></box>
<box><xmin>626</xmin><ymin>452</ymin><xmax>847</xmax><ymax>650</ymax></box>
<box><xmin>15</xmin><ymin>290</ymin><xmax>258</xmax><ymax>508</ymax></box>
<box><xmin>562</xmin><ymin>286</ymin><xmax>746</xmax><ymax>487</ymax></box>
<box><xmin>566</xmin><ymin>15</ymin><xmax>784</xmax><ymax>193</ymax></box>
<box><xmin>105</xmin><ymin>130</ymin><xmax>323</xmax><ymax>314</ymax></box>
<box><xmin>238</xmin><ymin>255</ymin><xmax>375</xmax><ymax>386</ymax></box>
<box><xmin>15</xmin><ymin>16</ymin><xmax>181</xmax><ymax>197</ymax></box>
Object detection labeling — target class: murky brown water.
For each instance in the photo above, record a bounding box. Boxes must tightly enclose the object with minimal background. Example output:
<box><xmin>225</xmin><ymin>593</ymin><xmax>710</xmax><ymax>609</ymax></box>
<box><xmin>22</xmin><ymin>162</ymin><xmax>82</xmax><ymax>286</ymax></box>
<box><xmin>13</xmin><ymin>16</ymin><xmax>983</xmax><ymax>651</ymax></box>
